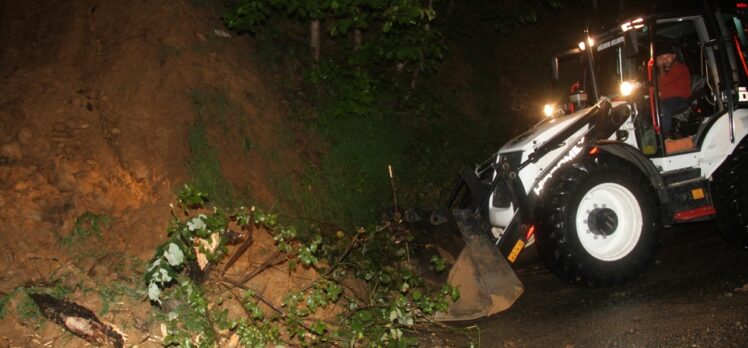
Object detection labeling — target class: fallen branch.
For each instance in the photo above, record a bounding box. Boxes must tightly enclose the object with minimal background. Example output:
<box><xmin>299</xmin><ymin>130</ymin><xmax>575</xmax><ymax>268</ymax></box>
<box><xmin>220</xmin><ymin>279</ymin><xmax>345</xmax><ymax>348</ymax></box>
<box><xmin>236</xmin><ymin>250</ymin><xmax>288</xmax><ymax>284</ymax></box>
<box><xmin>222</xmin><ymin>230</ymin><xmax>254</xmax><ymax>275</ymax></box>
<box><xmin>300</xmin><ymin>234</ymin><xmax>359</xmax><ymax>293</ymax></box>
<box><xmin>220</xmin><ymin>278</ymin><xmax>283</xmax><ymax>315</ymax></box>
<box><xmin>31</xmin><ymin>294</ymin><xmax>125</xmax><ymax>348</ymax></box>
<box><xmin>223</xmin><ymin>210</ymin><xmax>256</xmax><ymax>275</ymax></box>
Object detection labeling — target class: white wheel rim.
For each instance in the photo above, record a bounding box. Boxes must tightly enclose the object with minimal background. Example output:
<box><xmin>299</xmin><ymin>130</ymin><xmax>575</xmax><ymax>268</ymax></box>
<box><xmin>575</xmin><ymin>183</ymin><xmax>643</xmax><ymax>261</ymax></box>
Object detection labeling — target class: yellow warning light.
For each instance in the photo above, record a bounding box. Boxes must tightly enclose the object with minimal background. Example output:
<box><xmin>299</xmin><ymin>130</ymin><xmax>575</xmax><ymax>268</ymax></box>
<box><xmin>508</xmin><ymin>240</ymin><xmax>525</xmax><ymax>263</ymax></box>
<box><xmin>691</xmin><ymin>188</ymin><xmax>705</xmax><ymax>200</ymax></box>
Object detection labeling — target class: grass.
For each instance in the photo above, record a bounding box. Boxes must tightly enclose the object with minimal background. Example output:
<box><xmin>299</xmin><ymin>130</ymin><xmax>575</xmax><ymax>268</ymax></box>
<box><xmin>0</xmin><ymin>292</ymin><xmax>11</xmax><ymax>319</ymax></box>
<box><xmin>3</xmin><ymin>283</ymin><xmax>73</xmax><ymax>327</ymax></box>
<box><xmin>60</xmin><ymin>212</ymin><xmax>111</xmax><ymax>247</ymax></box>
<box><xmin>187</xmin><ymin>88</ymin><xmax>253</xmax><ymax>208</ymax></box>
<box><xmin>187</xmin><ymin>122</ymin><xmax>236</xmax><ymax>208</ymax></box>
<box><xmin>96</xmin><ymin>281</ymin><xmax>141</xmax><ymax>315</ymax></box>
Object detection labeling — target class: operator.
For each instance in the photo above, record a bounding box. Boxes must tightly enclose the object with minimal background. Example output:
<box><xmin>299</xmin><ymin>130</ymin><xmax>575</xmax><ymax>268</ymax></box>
<box><xmin>656</xmin><ymin>44</ymin><xmax>691</xmax><ymax>139</ymax></box>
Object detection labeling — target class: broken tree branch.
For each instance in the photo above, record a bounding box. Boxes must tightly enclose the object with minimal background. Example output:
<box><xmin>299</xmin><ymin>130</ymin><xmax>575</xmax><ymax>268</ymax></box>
<box><xmin>222</xmin><ymin>224</ymin><xmax>254</xmax><ymax>275</ymax></box>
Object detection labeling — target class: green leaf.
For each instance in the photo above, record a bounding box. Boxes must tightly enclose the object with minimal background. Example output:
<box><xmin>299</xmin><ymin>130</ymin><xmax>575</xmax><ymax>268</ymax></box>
<box><xmin>382</xmin><ymin>21</ymin><xmax>392</xmax><ymax>33</ymax></box>
<box><xmin>450</xmin><ymin>286</ymin><xmax>460</xmax><ymax>302</ymax></box>
<box><xmin>312</xmin><ymin>321</ymin><xmax>327</xmax><ymax>335</ymax></box>
<box><xmin>411</xmin><ymin>289</ymin><xmax>422</xmax><ymax>301</ymax></box>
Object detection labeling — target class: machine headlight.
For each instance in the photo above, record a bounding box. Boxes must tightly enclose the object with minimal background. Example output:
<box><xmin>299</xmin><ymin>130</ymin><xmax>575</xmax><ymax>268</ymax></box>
<box><xmin>619</xmin><ymin>81</ymin><xmax>639</xmax><ymax>97</ymax></box>
<box><xmin>579</xmin><ymin>37</ymin><xmax>594</xmax><ymax>50</ymax></box>
<box><xmin>543</xmin><ymin>104</ymin><xmax>555</xmax><ymax>117</ymax></box>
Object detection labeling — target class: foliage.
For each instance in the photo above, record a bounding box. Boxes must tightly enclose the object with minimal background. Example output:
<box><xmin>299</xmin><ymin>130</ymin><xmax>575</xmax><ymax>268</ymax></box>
<box><xmin>224</xmin><ymin>0</ymin><xmax>445</xmax><ymax>72</ymax></box>
<box><xmin>145</xmin><ymin>186</ymin><xmax>464</xmax><ymax>346</ymax></box>
<box><xmin>221</xmin><ymin>0</ymin><xmax>498</xmax><ymax>227</ymax></box>
<box><xmin>0</xmin><ymin>292</ymin><xmax>10</xmax><ymax>319</ymax></box>
<box><xmin>60</xmin><ymin>212</ymin><xmax>111</xmax><ymax>247</ymax></box>
<box><xmin>481</xmin><ymin>0</ymin><xmax>579</xmax><ymax>32</ymax></box>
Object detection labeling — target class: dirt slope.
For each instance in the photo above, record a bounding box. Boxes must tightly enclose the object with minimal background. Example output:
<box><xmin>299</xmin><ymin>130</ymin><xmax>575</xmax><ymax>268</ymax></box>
<box><xmin>0</xmin><ymin>0</ymin><xmax>299</xmax><ymax>345</ymax></box>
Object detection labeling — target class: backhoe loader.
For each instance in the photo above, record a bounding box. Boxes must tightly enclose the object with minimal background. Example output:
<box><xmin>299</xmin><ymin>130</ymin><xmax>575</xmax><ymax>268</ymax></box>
<box><xmin>428</xmin><ymin>0</ymin><xmax>748</xmax><ymax>321</ymax></box>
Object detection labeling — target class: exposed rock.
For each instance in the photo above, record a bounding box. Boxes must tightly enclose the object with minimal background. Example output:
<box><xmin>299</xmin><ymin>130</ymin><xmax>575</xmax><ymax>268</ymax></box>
<box><xmin>17</xmin><ymin>128</ymin><xmax>32</xmax><ymax>144</ymax></box>
<box><xmin>213</xmin><ymin>29</ymin><xmax>232</xmax><ymax>38</ymax></box>
<box><xmin>0</xmin><ymin>142</ymin><xmax>22</xmax><ymax>160</ymax></box>
<box><xmin>13</xmin><ymin>180</ymin><xmax>31</xmax><ymax>192</ymax></box>
<box><xmin>52</xmin><ymin>122</ymin><xmax>67</xmax><ymax>132</ymax></box>
<box><xmin>21</xmin><ymin>206</ymin><xmax>42</xmax><ymax>222</ymax></box>
<box><xmin>54</xmin><ymin>159</ymin><xmax>79</xmax><ymax>192</ymax></box>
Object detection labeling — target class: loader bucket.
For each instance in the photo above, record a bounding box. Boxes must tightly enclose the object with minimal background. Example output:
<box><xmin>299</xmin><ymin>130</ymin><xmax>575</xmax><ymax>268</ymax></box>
<box><xmin>434</xmin><ymin>209</ymin><xmax>524</xmax><ymax>321</ymax></box>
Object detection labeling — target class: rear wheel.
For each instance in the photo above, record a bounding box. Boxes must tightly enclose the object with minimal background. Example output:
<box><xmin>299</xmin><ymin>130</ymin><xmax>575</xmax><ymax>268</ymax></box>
<box><xmin>535</xmin><ymin>156</ymin><xmax>661</xmax><ymax>287</ymax></box>
<box><xmin>712</xmin><ymin>136</ymin><xmax>748</xmax><ymax>249</ymax></box>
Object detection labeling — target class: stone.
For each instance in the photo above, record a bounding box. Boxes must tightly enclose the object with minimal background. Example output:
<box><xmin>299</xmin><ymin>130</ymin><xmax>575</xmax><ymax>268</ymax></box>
<box><xmin>22</xmin><ymin>207</ymin><xmax>42</xmax><ymax>222</ymax></box>
<box><xmin>213</xmin><ymin>29</ymin><xmax>232</xmax><ymax>38</ymax></box>
<box><xmin>0</xmin><ymin>142</ymin><xmax>22</xmax><ymax>160</ymax></box>
<box><xmin>52</xmin><ymin>122</ymin><xmax>67</xmax><ymax>132</ymax></box>
<box><xmin>132</xmin><ymin>164</ymin><xmax>149</xmax><ymax>179</ymax></box>
<box><xmin>110</xmin><ymin>128</ymin><xmax>121</xmax><ymax>135</ymax></box>
<box><xmin>17</xmin><ymin>128</ymin><xmax>32</xmax><ymax>144</ymax></box>
<box><xmin>13</xmin><ymin>180</ymin><xmax>31</xmax><ymax>192</ymax></box>
<box><xmin>54</xmin><ymin>160</ymin><xmax>79</xmax><ymax>192</ymax></box>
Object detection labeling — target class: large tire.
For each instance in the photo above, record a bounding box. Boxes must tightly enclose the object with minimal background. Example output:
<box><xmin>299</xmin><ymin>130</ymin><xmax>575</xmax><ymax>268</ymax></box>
<box><xmin>711</xmin><ymin>136</ymin><xmax>748</xmax><ymax>249</ymax></box>
<box><xmin>535</xmin><ymin>155</ymin><xmax>661</xmax><ymax>287</ymax></box>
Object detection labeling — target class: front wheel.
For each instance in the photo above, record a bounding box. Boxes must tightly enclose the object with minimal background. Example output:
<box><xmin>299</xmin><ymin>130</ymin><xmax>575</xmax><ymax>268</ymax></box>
<box><xmin>712</xmin><ymin>136</ymin><xmax>748</xmax><ymax>249</ymax></box>
<box><xmin>535</xmin><ymin>156</ymin><xmax>661</xmax><ymax>287</ymax></box>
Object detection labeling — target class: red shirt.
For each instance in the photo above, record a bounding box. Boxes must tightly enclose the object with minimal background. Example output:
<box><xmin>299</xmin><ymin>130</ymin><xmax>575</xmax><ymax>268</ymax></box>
<box><xmin>658</xmin><ymin>62</ymin><xmax>691</xmax><ymax>99</ymax></box>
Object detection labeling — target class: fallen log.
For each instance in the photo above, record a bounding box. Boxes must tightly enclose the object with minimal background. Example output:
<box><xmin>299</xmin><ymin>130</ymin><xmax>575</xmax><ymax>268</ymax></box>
<box><xmin>30</xmin><ymin>293</ymin><xmax>125</xmax><ymax>348</ymax></box>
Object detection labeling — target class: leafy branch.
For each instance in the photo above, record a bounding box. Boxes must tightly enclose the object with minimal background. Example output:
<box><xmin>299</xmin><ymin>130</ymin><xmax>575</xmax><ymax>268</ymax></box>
<box><xmin>144</xmin><ymin>186</ymin><xmax>464</xmax><ymax>346</ymax></box>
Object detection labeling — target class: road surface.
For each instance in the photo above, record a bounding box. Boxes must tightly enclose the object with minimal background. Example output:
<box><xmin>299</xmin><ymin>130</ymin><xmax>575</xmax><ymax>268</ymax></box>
<box><xmin>455</xmin><ymin>221</ymin><xmax>748</xmax><ymax>347</ymax></box>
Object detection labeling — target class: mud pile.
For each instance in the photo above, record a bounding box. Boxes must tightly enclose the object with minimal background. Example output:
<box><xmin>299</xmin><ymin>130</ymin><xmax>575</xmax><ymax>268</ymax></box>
<box><xmin>0</xmin><ymin>0</ymin><xmax>300</xmax><ymax>345</ymax></box>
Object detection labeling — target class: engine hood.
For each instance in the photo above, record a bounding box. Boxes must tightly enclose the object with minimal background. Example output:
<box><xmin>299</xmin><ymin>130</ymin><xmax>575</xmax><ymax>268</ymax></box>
<box><xmin>499</xmin><ymin>107</ymin><xmax>593</xmax><ymax>155</ymax></box>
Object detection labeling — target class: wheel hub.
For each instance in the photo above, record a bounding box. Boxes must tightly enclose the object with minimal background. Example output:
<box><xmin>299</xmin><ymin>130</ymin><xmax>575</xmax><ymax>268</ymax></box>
<box><xmin>575</xmin><ymin>183</ymin><xmax>644</xmax><ymax>261</ymax></box>
<box><xmin>587</xmin><ymin>207</ymin><xmax>618</xmax><ymax>236</ymax></box>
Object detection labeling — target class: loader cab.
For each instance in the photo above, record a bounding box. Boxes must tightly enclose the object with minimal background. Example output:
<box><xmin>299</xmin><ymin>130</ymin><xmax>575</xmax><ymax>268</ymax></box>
<box><xmin>551</xmin><ymin>6</ymin><xmax>748</xmax><ymax>157</ymax></box>
<box><xmin>621</xmin><ymin>16</ymin><xmax>723</xmax><ymax>157</ymax></box>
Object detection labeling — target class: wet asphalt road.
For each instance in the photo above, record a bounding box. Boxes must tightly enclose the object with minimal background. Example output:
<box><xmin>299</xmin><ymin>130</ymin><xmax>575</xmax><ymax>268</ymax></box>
<box><xmin>456</xmin><ymin>221</ymin><xmax>748</xmax><ymax>347</ymax></box>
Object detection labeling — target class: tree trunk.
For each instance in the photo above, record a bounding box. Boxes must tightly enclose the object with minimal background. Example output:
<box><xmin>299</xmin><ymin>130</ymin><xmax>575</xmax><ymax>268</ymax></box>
<box><xmin>310</xmin><ymin>19</ymin><xmax>320</xmax><ymax>62</ymax></box>
<box><xmin>353</xmin><ymin>28</ymin><xmax>362</xmax><ymax>51</ymax></box>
